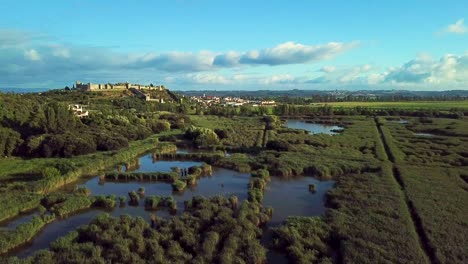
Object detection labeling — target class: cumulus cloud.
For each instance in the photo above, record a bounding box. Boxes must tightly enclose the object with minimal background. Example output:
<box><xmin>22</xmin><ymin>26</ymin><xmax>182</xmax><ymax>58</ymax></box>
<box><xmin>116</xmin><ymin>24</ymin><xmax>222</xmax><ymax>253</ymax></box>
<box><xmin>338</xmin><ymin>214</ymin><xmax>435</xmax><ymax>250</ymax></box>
<box><xmin>238</xmin><ymin>41</ymin><xmax>358</xmax><ymax>66</ymax></box>
<box><xmin>309</xmin><ymin>64</ymin><xmax>373</xmax><ymax>84</ymax></box>
<box><xmin>164</xmin><ymin>73</ymin><xmax>304</xmax><ymax>87</ymax></box>
<box><xmin>258</xmin><ymin>74</ymin><xmax>297</xmax><ymax>85</ymax></box>
<box><xmin>213</xmin><ymin>42</ymin><xmax>358</xmax><ymax>67</ymax></box>
<box><xmin>444</xmin><ymin>19</ymin><xmax>468</xmax><ymax>34</ymax></box>
<box><xmin>167</xmin><ymin>73</ymin><xmax>231</xmax><ymax>85</ymax></box>
<box><xmin>24</xmin><ymin>49</ymin><xmax>41</xmax><ymax>61</ymax></box>
<box><xmin>306</xmin><ymin>53</ymin><xmax>468</xmax><ymax>89</ymax></box>
<box><xmin>384</xmin><ymin>54</ymin><xmax>468</xmax><ymax>84</ymax></box>
<box><xmin>213</xmin><ymin>51</ymin><xmax>240</xmax><ymax>67</ymax></box>
<box><xmin>0</xmin><ymin>29</ymin><xmax>47</xmax><ymax>48</ymax></box>
<box><xmin>320</xmin><ymin>66</ymin><xmax>336</xmax><ymax>73</ymax></box>
<box><xmin>137</xmin><ymin>51</ymin><xmax>215</xmax><ymax>72</ymax></box>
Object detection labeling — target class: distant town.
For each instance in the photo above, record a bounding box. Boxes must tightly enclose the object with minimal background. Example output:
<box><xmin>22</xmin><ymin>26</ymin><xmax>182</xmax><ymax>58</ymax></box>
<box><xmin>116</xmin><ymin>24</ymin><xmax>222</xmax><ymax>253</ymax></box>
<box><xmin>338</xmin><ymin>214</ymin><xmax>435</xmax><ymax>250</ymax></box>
<box><xmin>190</xmin><ymin>94</ymin><xmax>276</xmax><ymax>107</ymax></box>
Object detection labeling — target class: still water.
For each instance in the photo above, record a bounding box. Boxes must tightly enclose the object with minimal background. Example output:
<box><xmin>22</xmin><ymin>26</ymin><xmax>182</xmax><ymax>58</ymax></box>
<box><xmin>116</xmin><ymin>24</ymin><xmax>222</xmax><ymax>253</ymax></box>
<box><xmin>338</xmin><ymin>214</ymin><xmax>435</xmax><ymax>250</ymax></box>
<box><xmin>285</xmin><ymin>120</ymin><xmax>343</xmax><ymax>135</ymax></box>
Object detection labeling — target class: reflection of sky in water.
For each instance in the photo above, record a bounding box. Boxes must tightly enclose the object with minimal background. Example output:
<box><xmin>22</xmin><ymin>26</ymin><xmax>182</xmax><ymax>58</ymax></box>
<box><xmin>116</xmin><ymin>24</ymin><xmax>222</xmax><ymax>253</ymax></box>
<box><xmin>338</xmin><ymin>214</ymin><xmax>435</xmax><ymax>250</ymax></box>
<box><xmin>414</xmin><ymin>133</ymin><xmax>435</xmax><ymax>137</ymax></box>
<box><xmin>263</xmin><ymin>177</ymin><xmax>335</xmax><ymax>226</ymax></box>
<box><xmin>0</xmin><ymin>211</ymin><xmax>38</xmax><ymax>230</ymax></box>
<box><xmin>285</xmin><ymin>120</ymin><xmax>343</xmax><ymax>135</ymax></box>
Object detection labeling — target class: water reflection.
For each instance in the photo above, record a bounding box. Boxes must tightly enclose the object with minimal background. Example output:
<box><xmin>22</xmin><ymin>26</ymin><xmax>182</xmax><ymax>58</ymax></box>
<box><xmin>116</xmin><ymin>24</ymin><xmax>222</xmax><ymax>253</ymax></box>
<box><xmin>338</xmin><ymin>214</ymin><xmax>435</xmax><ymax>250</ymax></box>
<box><xmin>414</xmin><ymin>133</ymin><xmax>435</xmax><ymax>137</ymax></box>
<box><xmin>263</xmin><ymin>177</ymin><xmax>334</xmax><ymax>225</ymax></box>
<box><xmin>0</xmin><ymin>211</ymin><xmax>38</xmax><ymax>230</ymax></box>
<box><xmin>285</xmin><ymin>120</ymin><xmax>343</xmax><ymax>135</ymax></box>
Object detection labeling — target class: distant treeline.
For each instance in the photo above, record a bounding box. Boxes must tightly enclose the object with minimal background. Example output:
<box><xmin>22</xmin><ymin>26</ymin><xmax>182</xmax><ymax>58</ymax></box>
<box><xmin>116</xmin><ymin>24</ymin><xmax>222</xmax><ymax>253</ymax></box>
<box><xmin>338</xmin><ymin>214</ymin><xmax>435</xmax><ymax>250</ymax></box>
<box><xmin>201</xmin><ymin>104</ymin><xmax>466</xmax><ymax>119</ymax></box>
<box><xmin>180</xmin><ymin>89</ymin><xmax>468</xmax><ymax>101</ymax></box>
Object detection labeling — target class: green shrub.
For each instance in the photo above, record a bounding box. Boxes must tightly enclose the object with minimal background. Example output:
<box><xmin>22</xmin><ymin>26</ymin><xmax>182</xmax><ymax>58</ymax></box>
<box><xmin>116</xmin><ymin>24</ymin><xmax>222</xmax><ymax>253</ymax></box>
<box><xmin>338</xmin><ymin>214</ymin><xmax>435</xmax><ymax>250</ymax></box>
<box><xmin>128</xmin><ymin>191</ymin><xmax>139</xmax><ymax>205</ymax></box>
<box><xmin>248</xmin><ymin>189</ymin><xmax>263</xmax><ymax>203</ymax></box>
<box><xmin>172</xmin><ymin>179</ymin><xmax>187</xmax><ymax>192</ymax></box>
<box><xmin>145</xmin><ymin>195</ymin><xmax>161</xmax><ymax>210</ymax></box>
<box><xmin>92</xmin><ymin>195</ymin><xmax>116</xmax><ymax>208</ymax></box>
<box><xmin>51</xmin><ymin>195</ymin><xmax>92</xmax><ymax>217</ymax></box>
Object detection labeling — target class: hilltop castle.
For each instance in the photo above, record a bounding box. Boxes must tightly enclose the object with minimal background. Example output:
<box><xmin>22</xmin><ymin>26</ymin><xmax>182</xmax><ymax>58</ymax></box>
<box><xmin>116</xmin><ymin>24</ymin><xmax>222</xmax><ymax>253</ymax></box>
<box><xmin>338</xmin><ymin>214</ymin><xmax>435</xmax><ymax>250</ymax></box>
<box><xmin>74</xmin><ymin>81</ymin><xmax>165</xmax><ymax>91</ymax></box>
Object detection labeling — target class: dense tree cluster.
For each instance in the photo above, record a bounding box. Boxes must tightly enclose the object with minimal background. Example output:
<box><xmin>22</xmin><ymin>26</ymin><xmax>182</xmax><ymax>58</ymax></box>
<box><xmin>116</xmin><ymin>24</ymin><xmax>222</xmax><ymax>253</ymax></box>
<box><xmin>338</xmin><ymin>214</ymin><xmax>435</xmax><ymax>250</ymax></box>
<box><xmin>0</xmin><ymin>93</ymin><xmax>187</xmax><ymax>158</ymax></box>
<box><xmin>15</xmin><ymin>196</ymin><xmax>271</xmax><ymax>264</ymax></box>
<box><xmin>184</xmin><ymin>126</ymin><xmax>220</xmax><ymax>148</ymax></box>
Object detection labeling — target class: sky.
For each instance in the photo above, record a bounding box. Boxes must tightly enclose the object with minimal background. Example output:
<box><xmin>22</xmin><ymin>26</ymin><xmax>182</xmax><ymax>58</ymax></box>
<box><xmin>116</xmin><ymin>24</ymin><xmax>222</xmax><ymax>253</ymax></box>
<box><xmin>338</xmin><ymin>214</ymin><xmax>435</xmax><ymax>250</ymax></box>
<box><xmin>0</xmin><ymin>0</ymin><xmax>467</xmax><ymax>90</ymax></box>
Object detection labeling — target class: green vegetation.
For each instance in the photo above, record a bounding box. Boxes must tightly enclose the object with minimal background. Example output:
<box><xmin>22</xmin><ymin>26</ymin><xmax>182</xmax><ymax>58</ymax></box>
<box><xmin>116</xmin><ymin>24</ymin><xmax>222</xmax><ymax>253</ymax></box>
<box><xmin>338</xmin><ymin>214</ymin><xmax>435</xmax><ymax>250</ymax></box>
<box><xmin>272</xmin><ymin>216</ymin><xmax>331</xmax><ymax>264</ymax></box>
<box><xmin>128</xmin><ymin>191</ymin><xmax>140</xmax><ymax>205</ymax></box>
<box><xmin>396</xmin><ymin>165</ymin><xmax>468</xmax><ymax>263</ymax></box>
<box><xmin>172</xmin><ymin>179</ymin><xmax>187</xmax><ymax>191</ymax></box>
<box><xmin>312</xmin><ymin>100</ymin><xmax>468</xmax><ymax>110</ymax></box>
<box><xmin>51</xmin><ymin>195</ymin><xmax>92</xmax><ymax>217</ymax></box>
<box><xmin>1</xmin><ymin>88</ymin><xmax>467</xmax><ymax>263</ymax></box>
<box><xmin>13</xmin><ymin>196</ymin><xmax>271</xmax><ymax>264</ymax></box>
<box><xmin>376</xmin><ymin>117</ymin><xmax>468</xmax><ymax>263</ymax></box>
<box><xmin>326</xmin><ymin>168</ymin><xmax>428</xmax><ymax>263</ymax></box>
<box><xmin>0</xmin><ymin>214</ymin><xmax>55</xmax><ymax>254</ymax></box>
<box><xmin>92</xmin><ymin>195</ymin><xmax>117</xmax><ymax>209</ymax></box>
<box><xmin>105</xmin><ymin>170</ymin><xmax>179</xmax><ymax>182</ymax></box>
<box><xmin>0</xmin><ymin>192</ymin><xmax>42</xmax><ymax>222</ymax></box>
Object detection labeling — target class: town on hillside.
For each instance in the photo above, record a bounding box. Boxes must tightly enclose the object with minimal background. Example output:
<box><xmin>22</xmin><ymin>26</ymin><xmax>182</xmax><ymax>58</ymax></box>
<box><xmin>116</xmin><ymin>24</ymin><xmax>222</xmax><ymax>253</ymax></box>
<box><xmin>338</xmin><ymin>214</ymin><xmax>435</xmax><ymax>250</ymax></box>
<box><xmin>191</xmin><ymin>94</ymin><xmax>276</xmax><ymax>107</ymax></box>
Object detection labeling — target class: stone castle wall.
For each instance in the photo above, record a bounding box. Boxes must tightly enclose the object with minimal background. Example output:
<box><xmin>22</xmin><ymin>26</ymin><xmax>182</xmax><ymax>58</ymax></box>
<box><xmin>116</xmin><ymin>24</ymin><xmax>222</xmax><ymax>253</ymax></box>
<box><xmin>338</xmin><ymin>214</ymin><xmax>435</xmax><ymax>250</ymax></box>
<box><xmin>75</xmin><ymin>81</ymin><xmax>164</xmax><ymax>91</ymax></box>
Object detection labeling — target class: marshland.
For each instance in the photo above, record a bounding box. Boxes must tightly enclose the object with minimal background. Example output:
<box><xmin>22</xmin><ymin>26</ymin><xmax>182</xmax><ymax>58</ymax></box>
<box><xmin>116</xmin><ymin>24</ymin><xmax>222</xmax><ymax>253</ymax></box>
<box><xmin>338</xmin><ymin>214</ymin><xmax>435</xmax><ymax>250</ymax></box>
<box><xmin>0</xmin><ymin>88</ymin><xmax>467</xmax><ymax>264</ymax></box>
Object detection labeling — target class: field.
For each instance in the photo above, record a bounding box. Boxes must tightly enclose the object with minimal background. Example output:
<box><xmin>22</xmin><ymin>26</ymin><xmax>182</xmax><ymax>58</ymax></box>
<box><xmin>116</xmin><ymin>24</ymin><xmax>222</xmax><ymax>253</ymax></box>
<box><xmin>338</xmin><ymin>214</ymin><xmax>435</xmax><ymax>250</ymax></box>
<box><xmin>380</xmin><ymin>117</ymin><xmax>468</xmax><ymax>263</ymax></box>
<box><xmin>310</xmin><ymin>100</ymin><xmax>468</xmax><ymax>110</ymax></box>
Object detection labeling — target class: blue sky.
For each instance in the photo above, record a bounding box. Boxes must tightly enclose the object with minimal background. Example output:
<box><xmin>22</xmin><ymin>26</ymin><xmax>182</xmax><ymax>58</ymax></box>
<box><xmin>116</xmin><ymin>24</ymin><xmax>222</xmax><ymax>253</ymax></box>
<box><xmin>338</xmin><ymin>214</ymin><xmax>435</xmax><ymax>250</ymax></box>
<box><xmin>0</xmin><ymin>0</ymin><xmax>467</xmax><ymax>90</ymax></box>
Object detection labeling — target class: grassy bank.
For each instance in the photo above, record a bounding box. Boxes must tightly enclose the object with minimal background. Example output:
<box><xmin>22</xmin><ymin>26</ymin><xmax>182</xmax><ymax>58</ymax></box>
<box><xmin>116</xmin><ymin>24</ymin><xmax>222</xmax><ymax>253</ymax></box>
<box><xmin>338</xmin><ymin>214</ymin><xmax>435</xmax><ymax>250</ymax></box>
<box><xmin>0</xmin><ymin>214</ymin><xmax>56</xmax><ymax>255</ymax></box>
<box><xmin>31</xmin><ymin>134</ymin><xmax>178</xmax><ymax>193</ymax></box>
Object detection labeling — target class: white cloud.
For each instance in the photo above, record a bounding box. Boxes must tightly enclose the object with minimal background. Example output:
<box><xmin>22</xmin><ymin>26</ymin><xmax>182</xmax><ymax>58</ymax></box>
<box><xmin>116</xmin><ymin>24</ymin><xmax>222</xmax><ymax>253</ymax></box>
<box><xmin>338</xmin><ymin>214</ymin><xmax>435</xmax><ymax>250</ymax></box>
<box><xmin>305</xmin><ymin>53</ymin><xmax>468</xmax><ymax>89</ymax></box>
<box><xmin>445</xmin><ymin>19</ymin><xmax>468</xmax><ymax>34</ymax></box>
<box><xmin>259</xmin><ymin>74</ymin><xmax>297</xmax><ymax>85</ymax></box>
<box><xmin>384</xmin><ymin>54</ymin><xmax>468</xmax><ymax>84</ymax></box>
<box><xmin>136</xmin><ymin>51</ymin><xmax>215</xmax><ymax>72</ymax></box>
<box><xmin>309</xmin><ymin>64</ymin><xmax>374</xmax><ymax>84</ymax></box>
<box><xmin>165</xmin><ymin>73</ymin><xmax>303</xmax><ymax>86</ymax></box>
<box><xmin>24</xmin><ymin>49</ymin><xmax>41</xmax><ymax>61</ymax></box>
<box><xmin>213</xmin><ymin>51</ymin><xmax>241</xmax><ymax>67</ymax></box>
<box><xmin>238</xmin><ymin>41</ymin><xmax>358</xmax><ymax>66</ymax></box>
<box><xmin>50</xmin><ymin>45</ymin><xmax>70</xmax><ymax>58</ymax></box>
<box><xmin>320</xmin><ymin>66</ymin><xmax>336</xmax><ymax>73</ymax></box>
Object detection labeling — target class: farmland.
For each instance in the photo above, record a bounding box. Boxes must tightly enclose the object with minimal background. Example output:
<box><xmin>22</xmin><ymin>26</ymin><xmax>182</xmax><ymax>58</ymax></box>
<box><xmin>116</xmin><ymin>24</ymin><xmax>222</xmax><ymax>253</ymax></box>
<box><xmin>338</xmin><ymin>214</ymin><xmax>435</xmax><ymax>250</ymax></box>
<box><xmin>310</xmin><ymin>100</ymin><xmax>468</xmax><ymax>110</ymax></box>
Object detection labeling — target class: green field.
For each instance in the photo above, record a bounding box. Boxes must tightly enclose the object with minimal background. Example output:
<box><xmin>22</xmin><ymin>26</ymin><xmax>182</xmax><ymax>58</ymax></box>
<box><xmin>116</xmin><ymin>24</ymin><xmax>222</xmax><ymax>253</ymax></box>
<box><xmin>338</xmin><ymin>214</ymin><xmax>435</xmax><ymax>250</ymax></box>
<box><xmin>310</xmin><ymin>100</ymin><xmax>468</xmax><ymax>110</ymax></box>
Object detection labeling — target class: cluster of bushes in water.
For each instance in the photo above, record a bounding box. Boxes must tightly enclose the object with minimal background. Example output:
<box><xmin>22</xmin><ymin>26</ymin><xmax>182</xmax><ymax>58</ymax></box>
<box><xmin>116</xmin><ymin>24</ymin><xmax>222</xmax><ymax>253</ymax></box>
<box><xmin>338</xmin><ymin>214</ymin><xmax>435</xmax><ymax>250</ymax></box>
<box><xmin>104</xmin><ymin>163</ymin><xmax>212</xmax><ymax>192</ymax></box>
<box><xmin>144</xmin><ymin>195</ymin><xmax>177</xmax><ymax>211</ymax></box>
<box><xmin>9</xmin><ymin>196</ymin><xmax>272</xmax><ymax>264</ymax></box>
<box><xmin>247</xmin><ymin>169</ymin><xmax>270</xmax><ymax>204</ymax></box>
